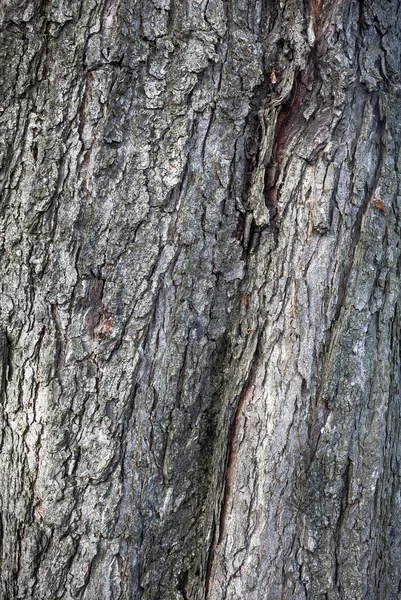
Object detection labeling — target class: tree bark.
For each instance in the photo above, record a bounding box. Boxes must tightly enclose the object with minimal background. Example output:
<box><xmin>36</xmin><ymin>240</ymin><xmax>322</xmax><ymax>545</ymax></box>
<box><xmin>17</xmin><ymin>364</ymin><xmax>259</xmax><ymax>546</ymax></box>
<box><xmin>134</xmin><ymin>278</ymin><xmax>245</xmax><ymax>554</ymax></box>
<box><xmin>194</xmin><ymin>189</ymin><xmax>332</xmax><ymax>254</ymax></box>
<box><xmin>0</xmin><ymin>0</ymin><xmax>400</xmax><ymax>598</ymax></box>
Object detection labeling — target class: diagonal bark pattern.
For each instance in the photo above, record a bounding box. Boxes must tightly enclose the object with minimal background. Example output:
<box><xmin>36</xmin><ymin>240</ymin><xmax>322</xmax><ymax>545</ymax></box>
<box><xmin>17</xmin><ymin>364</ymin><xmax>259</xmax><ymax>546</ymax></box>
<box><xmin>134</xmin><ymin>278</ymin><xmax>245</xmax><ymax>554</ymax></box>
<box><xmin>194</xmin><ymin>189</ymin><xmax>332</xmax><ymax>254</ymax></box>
<box><xmin>0</xmin><ymin>0</ymin><xmax>400</xmax><ymax>598</ymax></box>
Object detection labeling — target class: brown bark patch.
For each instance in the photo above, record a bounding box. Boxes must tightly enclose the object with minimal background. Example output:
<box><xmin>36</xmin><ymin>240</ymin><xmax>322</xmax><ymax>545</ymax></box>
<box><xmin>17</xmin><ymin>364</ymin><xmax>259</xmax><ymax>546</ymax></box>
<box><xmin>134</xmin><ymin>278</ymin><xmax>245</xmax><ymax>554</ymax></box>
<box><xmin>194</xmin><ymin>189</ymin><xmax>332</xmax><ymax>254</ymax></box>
<box><xmin>310</xmin><ymin>0</ymin><xmax>323</xmax><ymax>32</ymax></box>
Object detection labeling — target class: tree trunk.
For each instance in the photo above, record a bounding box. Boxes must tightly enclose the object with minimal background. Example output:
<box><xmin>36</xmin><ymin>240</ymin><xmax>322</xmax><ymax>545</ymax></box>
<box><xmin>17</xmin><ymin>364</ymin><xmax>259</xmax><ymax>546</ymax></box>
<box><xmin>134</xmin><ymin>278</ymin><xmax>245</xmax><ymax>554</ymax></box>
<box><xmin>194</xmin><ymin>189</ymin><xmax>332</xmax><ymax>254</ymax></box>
<box><xmin>1</xmin><ymin>0</ymin><xmax>400</xmax><ymax>598</ymax></box>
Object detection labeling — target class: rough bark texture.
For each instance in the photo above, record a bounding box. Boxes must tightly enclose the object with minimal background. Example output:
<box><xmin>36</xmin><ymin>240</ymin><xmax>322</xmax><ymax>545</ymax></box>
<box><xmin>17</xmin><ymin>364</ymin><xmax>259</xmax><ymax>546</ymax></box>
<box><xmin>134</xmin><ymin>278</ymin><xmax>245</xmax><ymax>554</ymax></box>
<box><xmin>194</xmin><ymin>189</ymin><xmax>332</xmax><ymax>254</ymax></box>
<box><xmin>1</xmin><ymin>0</ymin><xmax>401</xmax><ymax>598</ymax></box>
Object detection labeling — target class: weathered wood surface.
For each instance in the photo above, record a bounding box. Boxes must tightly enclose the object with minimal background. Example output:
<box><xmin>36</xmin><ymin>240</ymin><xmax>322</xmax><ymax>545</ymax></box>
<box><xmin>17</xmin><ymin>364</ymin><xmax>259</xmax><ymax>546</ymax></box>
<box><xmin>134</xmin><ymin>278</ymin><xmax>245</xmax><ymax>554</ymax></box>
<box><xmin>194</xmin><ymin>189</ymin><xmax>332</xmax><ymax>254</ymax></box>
<box><xmin>0</xmin><ymin>0</ymin><xmax>400</xmax><ymax>598</ymax></box>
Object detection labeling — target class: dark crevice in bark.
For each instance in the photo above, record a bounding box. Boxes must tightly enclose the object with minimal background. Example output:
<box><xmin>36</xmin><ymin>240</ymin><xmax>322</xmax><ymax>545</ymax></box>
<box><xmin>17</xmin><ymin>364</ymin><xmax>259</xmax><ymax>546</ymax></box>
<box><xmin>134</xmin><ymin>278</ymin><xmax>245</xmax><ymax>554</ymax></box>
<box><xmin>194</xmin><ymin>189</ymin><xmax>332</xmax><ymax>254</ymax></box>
<box><xmin>204</xmin><ymin>517</ymin><xmax>216</xmax><ymax>600</ymax></box>
<box><xmin>217</xmin><ymin>343</ymin><xmax>260</xmax><ymax>546</ymax></box>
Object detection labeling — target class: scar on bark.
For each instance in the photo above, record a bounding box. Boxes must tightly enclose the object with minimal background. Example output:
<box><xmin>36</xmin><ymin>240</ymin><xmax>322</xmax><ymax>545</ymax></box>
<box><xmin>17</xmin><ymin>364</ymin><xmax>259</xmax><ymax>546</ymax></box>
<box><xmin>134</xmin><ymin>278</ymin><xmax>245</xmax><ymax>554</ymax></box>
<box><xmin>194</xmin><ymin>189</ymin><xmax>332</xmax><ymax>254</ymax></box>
<box><xmin>264</xmin><ymin>55</ymin><xmax>321</xmax><ymax>227</ymax></box>
<box><xmin>204</xmin><ymin>403</ymin><xmax>245</xmax><ymax>598</ymax></box>
<box><xmin>204</xmin><ymin>518</ymin><xmax>216</xmax><ymax>599</ymax></box>
<box><xmin>263</xmin><ymin>90</ymin><xmax>300</xmax><ymax>226</ymax></box>
<box><xmin>205</xmin><ymin>355</ymin><xmax>258</xmax><ymax>598</ymax></box>
<box><xmin>310</xmin><ymin>0</ymin><xmax>323</xmax><ymax>32</ymax></box>
<box><xmin>218</xmin><ymin>357</ymin><xmax>259</xmax><ymax>544</ymax></box>
<box><xmin>0</xmin><ymin>329</ymin><xmax>9</xmax><ymax>402</ymax></box>
<box><xmin>305</xmin><ymin>399</ymin><xmax>331</xmax><ymax>470</ymax></box>
<box><xmin>217</xmin><ymin>384</ymin><xmax>248</xmax><ymax>544</ymax></box>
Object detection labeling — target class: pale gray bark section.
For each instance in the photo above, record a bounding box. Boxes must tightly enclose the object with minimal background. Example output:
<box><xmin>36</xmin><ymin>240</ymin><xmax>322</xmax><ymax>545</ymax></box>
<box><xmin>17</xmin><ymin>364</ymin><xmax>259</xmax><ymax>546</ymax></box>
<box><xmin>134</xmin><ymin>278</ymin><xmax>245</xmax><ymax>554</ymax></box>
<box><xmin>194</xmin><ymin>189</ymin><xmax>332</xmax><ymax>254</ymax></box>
<box><xmin>0</xmin><ymin>0</ymin><xmax>400</xmax><ymax>599</ymax></box>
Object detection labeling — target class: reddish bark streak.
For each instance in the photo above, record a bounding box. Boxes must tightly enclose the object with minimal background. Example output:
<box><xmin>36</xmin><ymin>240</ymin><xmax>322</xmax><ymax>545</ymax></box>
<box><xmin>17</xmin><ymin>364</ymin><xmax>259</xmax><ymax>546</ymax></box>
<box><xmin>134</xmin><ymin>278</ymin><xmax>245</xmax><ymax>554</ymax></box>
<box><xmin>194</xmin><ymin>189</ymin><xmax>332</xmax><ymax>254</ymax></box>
<box><xmin>264</xmin><ymin>77</ymin><xmax>305</xmax><ymax>222</ymax></box>
<box><xmin>310</xmin><ymin>0</ymin><xmax>323</xmax><ymax>32</ymax></box>
<box><xmin>205</xmin><ymin>343</ymin><xmax>257</xmax><ymax>598</ymax></box>
<box><xmin>218</xmin><ymin>381</ymin><xmax>252</xmax><ymax>544</ymax></box>
<box><xmin>274</xmin><ymin>105</ymin><xmax>294</xmax><ymax>166</ymax></box>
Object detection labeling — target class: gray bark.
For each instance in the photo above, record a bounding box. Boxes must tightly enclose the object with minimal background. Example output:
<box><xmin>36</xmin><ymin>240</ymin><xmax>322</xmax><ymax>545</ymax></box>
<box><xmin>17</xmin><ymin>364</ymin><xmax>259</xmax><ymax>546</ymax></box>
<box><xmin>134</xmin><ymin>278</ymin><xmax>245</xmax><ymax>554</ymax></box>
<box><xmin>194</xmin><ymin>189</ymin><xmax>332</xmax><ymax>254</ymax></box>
<box><xmin>0</xmin><ymin>0</ymin><xmax>400</xmax><ymax>598</ymax></box>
